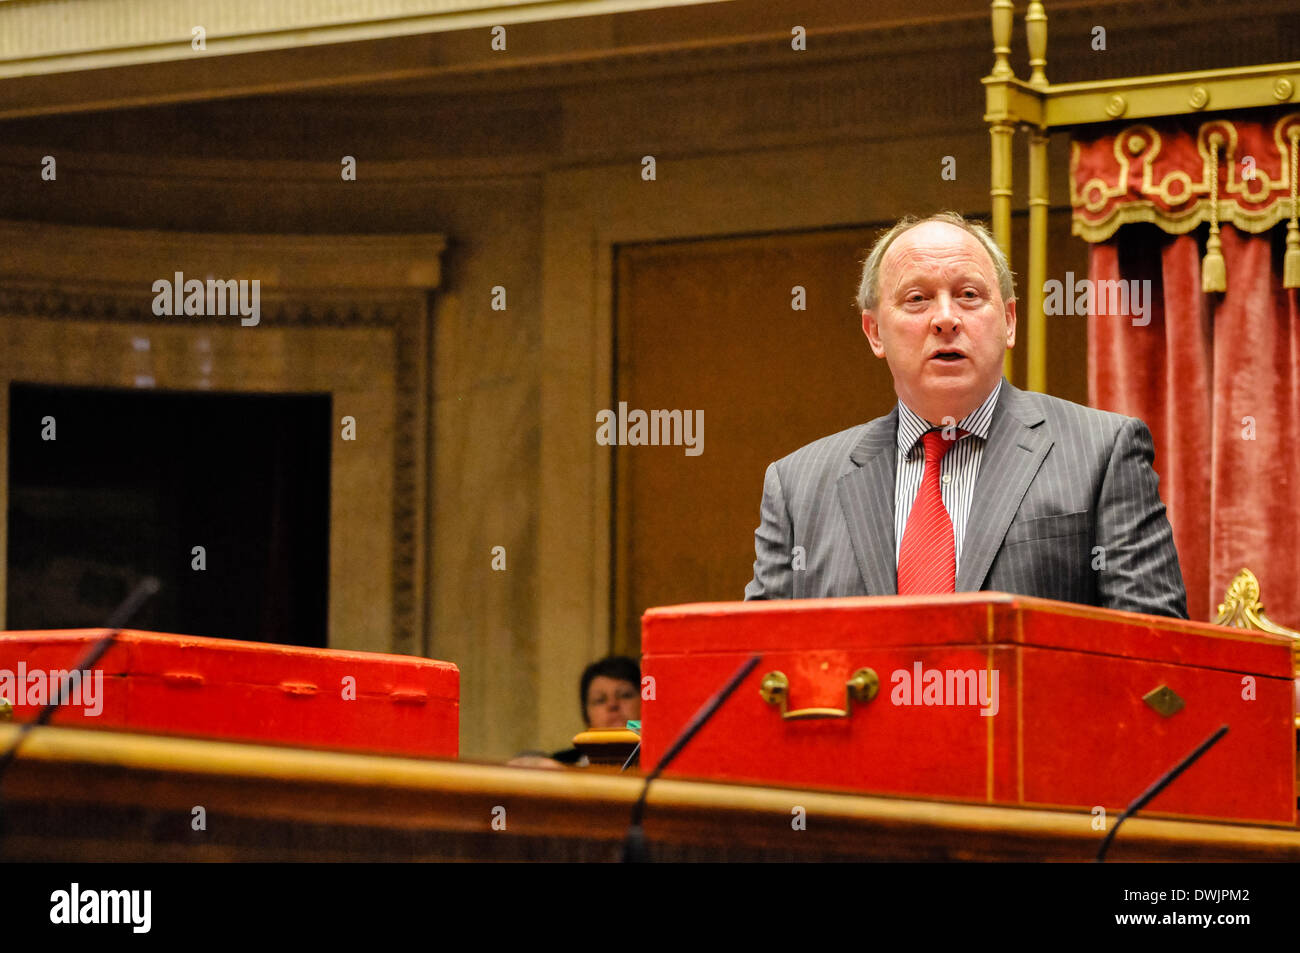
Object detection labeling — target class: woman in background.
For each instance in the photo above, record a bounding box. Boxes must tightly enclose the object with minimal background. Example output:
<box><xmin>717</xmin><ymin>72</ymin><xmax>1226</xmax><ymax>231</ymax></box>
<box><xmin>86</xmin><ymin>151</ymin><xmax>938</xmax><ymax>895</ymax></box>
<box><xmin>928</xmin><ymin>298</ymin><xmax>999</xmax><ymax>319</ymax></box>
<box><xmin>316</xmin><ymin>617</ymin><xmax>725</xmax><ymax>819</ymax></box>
<box><xmin>509</xmin><ymin>655</ymin><xmax>641</xmax><ymax>768</ymax></box>
<box><xmin>577</xmin><ymin>655</ymin><xmax>641</xmax><ymax>731</ymax></box>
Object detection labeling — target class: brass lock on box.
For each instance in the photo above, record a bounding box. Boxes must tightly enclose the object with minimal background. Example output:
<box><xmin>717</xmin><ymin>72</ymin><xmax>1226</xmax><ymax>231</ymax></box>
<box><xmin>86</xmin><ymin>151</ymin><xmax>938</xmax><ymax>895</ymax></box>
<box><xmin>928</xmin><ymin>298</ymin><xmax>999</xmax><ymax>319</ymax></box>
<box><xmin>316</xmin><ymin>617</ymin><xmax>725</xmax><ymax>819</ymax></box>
<box><xmin>759</xmin><ymin>667</ymin><xmax>879</xmax><ymax>720</ymax></box>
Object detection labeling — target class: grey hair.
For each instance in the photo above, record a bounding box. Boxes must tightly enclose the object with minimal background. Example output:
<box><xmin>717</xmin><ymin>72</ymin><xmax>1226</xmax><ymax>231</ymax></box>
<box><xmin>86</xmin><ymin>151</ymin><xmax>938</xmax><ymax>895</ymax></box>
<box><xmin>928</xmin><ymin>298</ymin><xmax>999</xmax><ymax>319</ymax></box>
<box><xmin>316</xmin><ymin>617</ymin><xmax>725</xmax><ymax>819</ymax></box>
<box><xmin>855</xmin><ymin>211</ymin><xmax>1016</xmax><ymax>313</ymax></box>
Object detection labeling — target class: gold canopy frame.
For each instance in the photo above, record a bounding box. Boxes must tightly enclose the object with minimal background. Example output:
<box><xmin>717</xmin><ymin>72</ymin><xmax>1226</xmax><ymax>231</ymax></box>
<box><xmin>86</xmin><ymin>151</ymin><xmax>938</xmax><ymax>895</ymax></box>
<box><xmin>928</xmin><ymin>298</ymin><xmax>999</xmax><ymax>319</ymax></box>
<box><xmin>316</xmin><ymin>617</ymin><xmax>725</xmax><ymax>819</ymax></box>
<box><xmin>982</xmin><ymin>0</ymin><xmax>1300</xmax><ymax>391</ymax></box>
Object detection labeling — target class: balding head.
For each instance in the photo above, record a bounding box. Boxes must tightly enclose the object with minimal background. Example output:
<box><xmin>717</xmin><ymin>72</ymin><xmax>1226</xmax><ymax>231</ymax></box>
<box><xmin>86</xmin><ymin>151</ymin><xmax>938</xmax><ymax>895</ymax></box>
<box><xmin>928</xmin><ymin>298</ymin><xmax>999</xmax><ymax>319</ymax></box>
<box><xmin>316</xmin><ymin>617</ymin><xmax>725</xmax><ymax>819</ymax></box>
<box><xmin>860</xmin><ymin>214</ymin><xmax>1017</xmax><ymax>424</ymax></box>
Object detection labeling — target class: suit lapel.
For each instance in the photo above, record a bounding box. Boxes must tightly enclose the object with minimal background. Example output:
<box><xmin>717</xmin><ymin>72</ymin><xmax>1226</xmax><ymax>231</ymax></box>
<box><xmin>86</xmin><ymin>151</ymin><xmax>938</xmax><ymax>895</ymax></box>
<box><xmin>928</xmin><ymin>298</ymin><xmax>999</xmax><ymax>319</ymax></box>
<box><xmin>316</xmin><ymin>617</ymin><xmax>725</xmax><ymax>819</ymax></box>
<box><xmin>956</xmin><ymin>382</ymin><xmax>1052</xmax><ymax>592</ymax></box>
<box><xmin>837</xmin><ymin>409</ymin><xmax>899</xmax><ymax>596</ymax></box>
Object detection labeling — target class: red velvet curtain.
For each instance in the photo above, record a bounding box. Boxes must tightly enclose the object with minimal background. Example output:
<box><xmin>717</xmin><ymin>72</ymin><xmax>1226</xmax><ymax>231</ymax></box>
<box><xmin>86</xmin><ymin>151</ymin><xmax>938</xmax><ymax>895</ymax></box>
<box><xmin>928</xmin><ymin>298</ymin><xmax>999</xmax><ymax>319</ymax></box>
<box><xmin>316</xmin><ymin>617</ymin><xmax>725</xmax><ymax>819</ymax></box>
<box><xmin>1089</xmin><ymin>224</ymin><xmax>1300</xmax><ymax>623</ymax></box>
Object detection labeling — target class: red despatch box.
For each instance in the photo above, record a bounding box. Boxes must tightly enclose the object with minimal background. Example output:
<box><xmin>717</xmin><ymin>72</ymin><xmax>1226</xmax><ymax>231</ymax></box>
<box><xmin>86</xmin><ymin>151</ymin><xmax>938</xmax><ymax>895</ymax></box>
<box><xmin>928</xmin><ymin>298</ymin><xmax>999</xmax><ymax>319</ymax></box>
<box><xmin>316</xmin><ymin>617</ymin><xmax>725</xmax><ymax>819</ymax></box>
<box><xmin>0</xmin><ymin>629</ymin><xmax>459</xmax><ymax>758</ymax></box>
<box><xmin>641</xmin><ymin>594</ymin><xmax>1297</xmax><ymax>825</ymax></box>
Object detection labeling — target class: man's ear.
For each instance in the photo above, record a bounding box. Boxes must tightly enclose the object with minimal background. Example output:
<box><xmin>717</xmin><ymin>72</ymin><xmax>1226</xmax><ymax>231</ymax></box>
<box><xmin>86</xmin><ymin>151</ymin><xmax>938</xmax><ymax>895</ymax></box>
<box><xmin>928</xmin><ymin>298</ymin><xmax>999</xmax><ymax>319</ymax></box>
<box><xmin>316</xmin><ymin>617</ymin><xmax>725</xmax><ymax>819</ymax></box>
<box><xmin>1003</xmin><ymin>298</ymin><xmax>1017</xmax><ymax>349</ymax></box>
<box><xmin>862</xmin><ymin>310</ymin><xmax>887</xmax><ymax>358</ymax></box>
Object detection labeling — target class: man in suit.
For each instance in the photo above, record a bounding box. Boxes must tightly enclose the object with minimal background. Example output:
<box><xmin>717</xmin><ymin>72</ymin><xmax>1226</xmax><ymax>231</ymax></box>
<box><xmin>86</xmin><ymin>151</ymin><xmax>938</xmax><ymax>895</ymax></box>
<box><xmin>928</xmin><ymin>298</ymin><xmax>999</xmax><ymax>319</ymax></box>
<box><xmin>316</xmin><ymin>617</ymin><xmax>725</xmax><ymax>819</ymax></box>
<box><xmin>744</xmin><ymin>211</ymin><xmax>1187</xmax><ymax>618</ymax></box>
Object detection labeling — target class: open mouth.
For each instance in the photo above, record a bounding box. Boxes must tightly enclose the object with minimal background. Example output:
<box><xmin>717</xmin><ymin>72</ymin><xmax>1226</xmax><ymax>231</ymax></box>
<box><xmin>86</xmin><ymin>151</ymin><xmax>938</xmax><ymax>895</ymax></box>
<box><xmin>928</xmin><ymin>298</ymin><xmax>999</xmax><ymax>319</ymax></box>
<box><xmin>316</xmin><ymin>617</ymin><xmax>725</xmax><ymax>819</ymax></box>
<box><xmin>931</xmin><ymin>351</ymin><xmax>966</xmax><ymax>362</ymax></box>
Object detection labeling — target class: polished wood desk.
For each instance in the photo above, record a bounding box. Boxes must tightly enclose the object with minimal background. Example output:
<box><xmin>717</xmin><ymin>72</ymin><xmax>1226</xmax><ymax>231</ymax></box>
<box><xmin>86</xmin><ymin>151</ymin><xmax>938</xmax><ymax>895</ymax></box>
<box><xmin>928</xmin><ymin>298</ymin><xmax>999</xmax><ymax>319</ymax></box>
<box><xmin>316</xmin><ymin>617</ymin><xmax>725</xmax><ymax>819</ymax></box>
<box><xmin>2</xmin><ymin>725</ymin><xmax>1297</xmax><ymax>862</ymax></box>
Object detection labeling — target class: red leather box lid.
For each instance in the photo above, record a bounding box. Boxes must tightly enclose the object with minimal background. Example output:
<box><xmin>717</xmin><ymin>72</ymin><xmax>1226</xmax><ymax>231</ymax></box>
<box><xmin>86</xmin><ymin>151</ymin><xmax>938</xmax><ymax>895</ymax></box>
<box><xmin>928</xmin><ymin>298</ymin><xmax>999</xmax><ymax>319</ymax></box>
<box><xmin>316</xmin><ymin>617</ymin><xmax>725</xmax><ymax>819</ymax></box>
<box><xmin>0</xmin><ymin>629</ymin><xmax>460</xmax><ymax>758</ymax></box>
<box><xmin>642</xmin><ymin>593</ymin><xmax>1294</xmax><ymax>678</ymax></box>
<box><xmin>0</xmin><ymin>629</ymin><xmax>460</xmax><ymax>697</ymax></box>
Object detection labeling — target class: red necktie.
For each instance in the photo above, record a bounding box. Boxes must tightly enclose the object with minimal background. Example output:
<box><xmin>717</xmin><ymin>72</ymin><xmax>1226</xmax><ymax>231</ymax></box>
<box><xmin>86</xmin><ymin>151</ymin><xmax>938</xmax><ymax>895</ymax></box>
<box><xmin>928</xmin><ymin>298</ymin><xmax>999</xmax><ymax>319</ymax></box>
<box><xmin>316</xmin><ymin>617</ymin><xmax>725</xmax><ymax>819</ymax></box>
<box><xmin>897</xmin><ymin>429</ymin><xmax>962</xmax><ymax>595</ymax></box>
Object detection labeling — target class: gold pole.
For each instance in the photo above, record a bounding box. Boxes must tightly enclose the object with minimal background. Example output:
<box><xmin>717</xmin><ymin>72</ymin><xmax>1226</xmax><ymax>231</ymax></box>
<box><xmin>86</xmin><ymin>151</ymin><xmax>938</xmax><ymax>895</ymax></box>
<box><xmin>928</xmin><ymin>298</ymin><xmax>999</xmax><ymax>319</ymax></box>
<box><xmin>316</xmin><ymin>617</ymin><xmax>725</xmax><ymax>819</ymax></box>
<box><xmin>989</xmin><ymin>0</ymin><xmax>1017</xmax><ymax>381</ymax></box>
<box><xmin>1023</xmin><ymin>0</ymin><xmax>1049</xmax><ymax>392</ymax></box>
<box><xmin>991</xmin><ymin>120</ymin><xmax>1015</xmax><ymax>382</ymax></box>
<box><xmin>1027</xmin><ymin>130</ymin><xmax>1049</xmax><ymax>392</ymax></box>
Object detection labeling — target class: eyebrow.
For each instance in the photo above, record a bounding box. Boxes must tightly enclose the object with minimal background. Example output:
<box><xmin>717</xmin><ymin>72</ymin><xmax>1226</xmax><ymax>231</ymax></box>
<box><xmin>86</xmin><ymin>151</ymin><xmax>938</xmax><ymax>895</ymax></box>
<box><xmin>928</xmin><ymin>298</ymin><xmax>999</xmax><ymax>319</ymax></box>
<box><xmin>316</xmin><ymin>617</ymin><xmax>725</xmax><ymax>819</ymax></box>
<box><xmin>893</xmin><ymin>273</ymin><xmax>989</xmax><ymax>292</ymax></box>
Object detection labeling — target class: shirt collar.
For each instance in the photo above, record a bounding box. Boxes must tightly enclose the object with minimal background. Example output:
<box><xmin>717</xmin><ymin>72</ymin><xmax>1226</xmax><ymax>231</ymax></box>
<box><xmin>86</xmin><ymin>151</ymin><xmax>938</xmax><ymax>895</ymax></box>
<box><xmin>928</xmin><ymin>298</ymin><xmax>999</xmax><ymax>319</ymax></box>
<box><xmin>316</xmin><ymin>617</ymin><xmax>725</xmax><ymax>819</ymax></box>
<box><xmin>896</xmin><ymin>378</ymin><xmax>1003</xmax><ymax>455</ymax></box>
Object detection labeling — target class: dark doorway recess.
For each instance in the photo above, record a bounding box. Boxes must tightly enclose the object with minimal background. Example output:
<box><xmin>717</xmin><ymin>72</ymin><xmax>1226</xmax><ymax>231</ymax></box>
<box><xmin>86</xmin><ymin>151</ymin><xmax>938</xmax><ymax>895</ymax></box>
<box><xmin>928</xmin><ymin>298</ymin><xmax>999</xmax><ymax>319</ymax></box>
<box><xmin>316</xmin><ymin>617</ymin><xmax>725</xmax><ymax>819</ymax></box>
<box><xmin>8</xmin><ymin>384</ymin><xmax>330</xmax><ymax>648</ymax></box>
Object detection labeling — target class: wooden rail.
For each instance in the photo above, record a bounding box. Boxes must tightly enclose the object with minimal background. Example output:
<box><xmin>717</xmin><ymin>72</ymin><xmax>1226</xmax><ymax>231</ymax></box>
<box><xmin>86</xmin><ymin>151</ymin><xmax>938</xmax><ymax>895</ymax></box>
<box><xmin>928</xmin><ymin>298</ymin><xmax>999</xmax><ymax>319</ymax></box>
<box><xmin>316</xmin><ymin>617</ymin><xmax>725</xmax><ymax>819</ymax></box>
<box><xmin>1</xmin><ymin>725</ymin><xmax>1296</xmax><ymax>861</ymax></box>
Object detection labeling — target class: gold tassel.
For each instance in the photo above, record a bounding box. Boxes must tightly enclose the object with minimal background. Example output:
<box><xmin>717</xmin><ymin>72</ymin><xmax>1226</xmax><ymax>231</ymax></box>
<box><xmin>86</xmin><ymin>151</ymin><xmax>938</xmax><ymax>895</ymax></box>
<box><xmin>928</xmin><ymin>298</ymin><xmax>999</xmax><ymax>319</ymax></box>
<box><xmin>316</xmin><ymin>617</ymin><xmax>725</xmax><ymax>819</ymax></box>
<box><xmin>1202</xmin><ymin>136</ymin><xmax>1226</xmax><ymax>293</ymax></box>
<box><xmin>1285</xmin><ymin>223</ymin><xmax>1300</xmax><ymax>289</ymax></box>
<box><xmin>1284</xmin><ymin>130</ymin><xmax>1300</xmax><ymax>289</ymax></box>
<box><xmin>1202</xmin><ymin>232</ymin><xmax>1226</xmax><ymax>292</ymax></box>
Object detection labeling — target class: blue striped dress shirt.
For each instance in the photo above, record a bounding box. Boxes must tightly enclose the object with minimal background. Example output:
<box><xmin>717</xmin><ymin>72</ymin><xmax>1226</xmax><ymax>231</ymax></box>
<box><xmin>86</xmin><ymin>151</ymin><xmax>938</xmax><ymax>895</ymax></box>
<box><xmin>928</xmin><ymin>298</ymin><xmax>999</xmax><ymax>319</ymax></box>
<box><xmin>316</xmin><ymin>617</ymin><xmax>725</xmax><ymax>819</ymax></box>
<box><xmin>894</xmin><ymin>379</ymin><xmax>1003</xmax><ymax>574</ymax></box>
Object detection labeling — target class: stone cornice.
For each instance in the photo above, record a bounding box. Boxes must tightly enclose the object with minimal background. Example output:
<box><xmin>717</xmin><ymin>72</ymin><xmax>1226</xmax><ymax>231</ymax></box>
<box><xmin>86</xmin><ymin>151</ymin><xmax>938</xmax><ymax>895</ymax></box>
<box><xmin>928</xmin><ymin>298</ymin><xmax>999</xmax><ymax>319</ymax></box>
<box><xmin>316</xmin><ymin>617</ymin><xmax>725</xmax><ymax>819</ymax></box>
<box><xmin>3</xmin><ymin>0</ymin><xmax>1296</xmax><ymax>119</ymax></box>
<box><xmin>0</xmin><ymin>220</ymin><xmax>446</xmax><ymax>291</ymax></box>
<box><xmin>0</xmin><ymin>147</ymin><xmax>546</xmax><ymax>184</ymax></box>
<box><xmin>0</xmin><ymin>0</ymin><xmax>730</xmax><ymax>79</ymax></box>
<box><xmin>0</xmin><ymin>283</ymin><xmax>411</xmax><ymax>327</ymax></box>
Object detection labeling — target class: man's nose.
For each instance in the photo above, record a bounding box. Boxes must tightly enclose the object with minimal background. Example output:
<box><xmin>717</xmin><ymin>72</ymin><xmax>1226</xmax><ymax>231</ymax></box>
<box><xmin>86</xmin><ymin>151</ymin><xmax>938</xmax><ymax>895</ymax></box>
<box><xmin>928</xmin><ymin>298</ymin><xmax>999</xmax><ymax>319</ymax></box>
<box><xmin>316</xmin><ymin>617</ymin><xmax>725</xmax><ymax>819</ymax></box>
<box><xmin>932</xmin><ymin>294</ymin><xmax>960</xmax><ymax>333</ymax></box>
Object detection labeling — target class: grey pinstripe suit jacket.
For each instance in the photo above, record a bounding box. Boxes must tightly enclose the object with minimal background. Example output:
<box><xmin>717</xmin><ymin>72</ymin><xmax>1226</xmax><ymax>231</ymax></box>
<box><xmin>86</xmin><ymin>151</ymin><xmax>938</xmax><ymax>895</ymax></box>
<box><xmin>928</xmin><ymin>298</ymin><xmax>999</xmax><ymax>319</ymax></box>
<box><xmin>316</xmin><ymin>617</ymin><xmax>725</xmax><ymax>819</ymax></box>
<box><xmin>743</xmin><ymin>380</ymin><xmax>1188</xmax><ymax>619</ymax></box>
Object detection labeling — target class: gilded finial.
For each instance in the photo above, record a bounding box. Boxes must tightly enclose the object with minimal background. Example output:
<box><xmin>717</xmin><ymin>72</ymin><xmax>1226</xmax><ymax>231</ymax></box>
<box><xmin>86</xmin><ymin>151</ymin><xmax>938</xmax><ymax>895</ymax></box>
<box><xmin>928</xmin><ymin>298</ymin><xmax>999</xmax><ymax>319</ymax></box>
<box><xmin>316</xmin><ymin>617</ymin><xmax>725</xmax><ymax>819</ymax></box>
<box><xmin>1026</xmin><ymin>1</ymin><xmax>1048</xmax><ymax>88</ymax></box>
<box><xmin>990</xmin><ymin>0</ymin><xmax>1015</xmax><ymax>80</ymax></box>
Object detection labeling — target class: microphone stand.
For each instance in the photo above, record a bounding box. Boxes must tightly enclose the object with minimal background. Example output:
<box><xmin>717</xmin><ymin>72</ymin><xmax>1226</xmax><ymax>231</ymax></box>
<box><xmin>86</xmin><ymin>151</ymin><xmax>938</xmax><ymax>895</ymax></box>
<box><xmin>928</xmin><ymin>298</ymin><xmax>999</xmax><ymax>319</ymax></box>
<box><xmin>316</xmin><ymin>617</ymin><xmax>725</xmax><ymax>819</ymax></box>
<box><xmin>622</xmin><ymin>653</ymin><xmax>761</xmax><ymax>863</ymax></box>
<box><xmin>1095</xmin><ymin>724</ymin><xmax>1229</xmax><ymax>862</ymax></box>
<box><xmin>0</xmin><ymin>576</ymin><xmax>161</xmax><ymax>856</ymax></box>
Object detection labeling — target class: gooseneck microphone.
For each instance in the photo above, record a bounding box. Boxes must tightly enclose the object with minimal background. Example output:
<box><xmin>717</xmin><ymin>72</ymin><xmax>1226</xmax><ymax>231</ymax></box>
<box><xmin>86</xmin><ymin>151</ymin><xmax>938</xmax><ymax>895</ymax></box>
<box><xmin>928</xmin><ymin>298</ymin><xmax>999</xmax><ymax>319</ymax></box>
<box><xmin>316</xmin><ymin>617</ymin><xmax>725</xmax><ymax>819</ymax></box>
<box><xmin>622</xmin><ymin>653</ymin><xmax>761</xmax><ymax>863</ymax></box>
<box><xmin>0</xmin><ymin>575</ymin><xmax>161</xmax><ymax>853</ymax></box>
<box><xmin>1095</xmin><ymin>723</ymin><xmax>1229</xmax><ymax>862</ymax></box>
